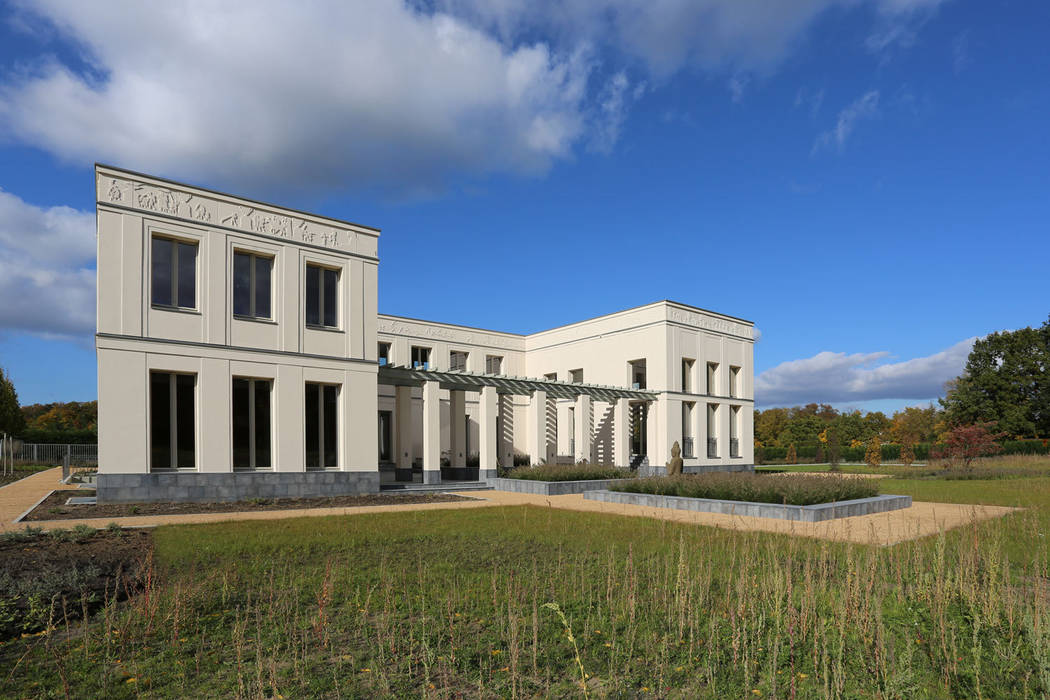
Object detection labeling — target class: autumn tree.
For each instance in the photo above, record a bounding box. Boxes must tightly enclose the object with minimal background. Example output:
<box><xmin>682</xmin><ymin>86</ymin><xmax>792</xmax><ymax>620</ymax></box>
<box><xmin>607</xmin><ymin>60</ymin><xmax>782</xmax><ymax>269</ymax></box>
<box><xmin>0</xmin><ymin>368</ymin><xmax>26</xmax><ymax>435</ymax></box>
<box><xmin>864</xmin><ymin>436</ymin><xmax>881</xmax><ymax>469</ymax></box>
<box><xmin>942</xmin><ymin>423</ymin><xmax>1004</xmax><ymax>470</ymax></box>
<box><xmin>890</xmin><ymin>404</ymin><xmax>941</xmax><ymax>444</ymax></box>
<box><xmin>786</xmin><ymin>443</ymin><xmax>797</xmax><ymax>465</ymax></box>
<box><xmin>899</xmin><ymin>441</ymin><xmax>915</xmax><ymax>467</ymax></box>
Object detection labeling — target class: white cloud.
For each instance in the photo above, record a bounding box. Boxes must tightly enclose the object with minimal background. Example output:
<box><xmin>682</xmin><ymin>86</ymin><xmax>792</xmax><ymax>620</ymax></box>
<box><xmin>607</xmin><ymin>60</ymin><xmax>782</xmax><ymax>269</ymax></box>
<box><xmin>812</xmin><ymin>90</ymin><xmax>880</xmax><ymax>154</ymax></box>
<box><xmin>755</xmin><ymin>336</ymin><xmax>976</xmax><ymax>406</ymax></box>
<box><xmin>0</xmin><ymin>1</ymin><xmax>951</xmax><ymax>196</ymax></box>
<box><xmin>0</xmin><ymin>189</ymin><xmax>95</xmax><ymax>340</ymax></box>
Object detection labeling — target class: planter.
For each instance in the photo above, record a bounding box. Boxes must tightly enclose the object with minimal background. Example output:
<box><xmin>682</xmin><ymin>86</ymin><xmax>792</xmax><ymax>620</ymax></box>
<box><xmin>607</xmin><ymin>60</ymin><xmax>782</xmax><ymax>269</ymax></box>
<box><xmin>583</xmin><ymin>489</ymin><xmax>911</xmax><ymax>522</ymax></box>
<box><xmin>489</xmin><ymin>477</ymin><xmax>633</xmax><ymax>496</ymax></box>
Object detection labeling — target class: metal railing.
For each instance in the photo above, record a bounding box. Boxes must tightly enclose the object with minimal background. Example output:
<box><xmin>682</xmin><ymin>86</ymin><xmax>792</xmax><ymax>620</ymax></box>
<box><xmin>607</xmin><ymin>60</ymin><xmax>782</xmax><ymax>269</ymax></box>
<box><xmin>682</xmin><ymin>437</ymin><xmax>694</xmax><ymax>458</ymax></box>
<box><xmin>730</xmin><ymin>438</ymin><xmax>740</xmax><ymax>458</ymax></box>
<box><xmin>5</xmin><ymin>442</ymin><xmax>98</xmax><ymax>467</ymax></box>
<box><xmin>707</xmin><ymin>438</ymin><xmax>718</xmax><ymax>459</ymax></box>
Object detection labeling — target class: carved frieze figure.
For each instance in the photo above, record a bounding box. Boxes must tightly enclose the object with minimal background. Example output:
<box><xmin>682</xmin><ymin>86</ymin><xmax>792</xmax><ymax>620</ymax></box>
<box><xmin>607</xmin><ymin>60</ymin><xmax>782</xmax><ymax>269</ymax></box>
<box><xmin>666</xmin><ymin>441</ymin><xmax>683</xmax><ymax>476</ymax></box>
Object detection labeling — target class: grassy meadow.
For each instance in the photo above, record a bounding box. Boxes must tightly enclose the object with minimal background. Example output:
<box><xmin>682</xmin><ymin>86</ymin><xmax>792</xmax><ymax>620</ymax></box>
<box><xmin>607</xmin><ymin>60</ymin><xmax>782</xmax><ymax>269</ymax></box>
<box><xmin>3</xmin><ymin>462</ymin><xmax>1050</xmax><ymax>698</ymax></box>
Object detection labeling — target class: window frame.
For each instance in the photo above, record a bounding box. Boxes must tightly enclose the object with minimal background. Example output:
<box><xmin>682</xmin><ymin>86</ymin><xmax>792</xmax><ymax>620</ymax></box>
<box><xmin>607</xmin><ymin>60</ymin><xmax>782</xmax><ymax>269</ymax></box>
<box><xmin>569</xmin><ymin>368</ymin><xmax>584</xmax><ymax>384</ymax></box>
<box><xmin>304</xmin><ymin>262</ymin><xmax>341</xmax><ymax>330</ymax></box>
<box><xmin>150</xmin><ymin>234</ymin><xmax>199</xmax><ymax>311</ymax></box>
<box><xmin>232</xmin><ymin>377</ymin><xmax>273</xmax><ymax>471</ymax></box>
<box><xmin>232</xmin><ymin>250</ymin><xmax>275</xmax><ymax>321</ymax></box>
<box><xmin>729</xmin><ymin>365</ymin><xmax>741</xmax><ymax>398</ymax></box>
<box><xmin>305</xmin><ymin>382</ymin><xmax>340</xmax><ymax>470</ymax></box>
<box><xmin>378</xmin><ymin>342</ymin><xmax>391</xmax><ymax>366</ymax></box>
<box><xmin>450</xmin><ymin>349</ymin><xmax>469</xmax><ymax>372</ymax></box>
<box><xmin>485</xmin><ymin>355</ymin><xmax>503</xmax><ymax>375</ymax></box>
<box><xmin>149</xmin><ymin>370</ymin><xmax>196</xmax><ymax>471</ymax></box>
<box><xmin>682</xmin><ymin>358</ymin><xmax>695</xmax><ymax>393</ymax></box>
<box><xmin>411</xmin><ymin>346</ymin><xmax>431</xmax><ymax>370</ymax></box>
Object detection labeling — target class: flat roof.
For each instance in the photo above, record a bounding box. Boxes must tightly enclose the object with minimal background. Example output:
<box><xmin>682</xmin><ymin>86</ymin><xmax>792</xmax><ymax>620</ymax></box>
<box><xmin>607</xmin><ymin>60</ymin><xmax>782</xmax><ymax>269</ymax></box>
<box><xmin>95</xmin><ymin>163</ymin><xmax>381</xmax><ymax>234</ymax></box>
<box><xmin>380</xmin><ymin>299</ymin><xmax>753</xmax><ymax>341</ymax></box>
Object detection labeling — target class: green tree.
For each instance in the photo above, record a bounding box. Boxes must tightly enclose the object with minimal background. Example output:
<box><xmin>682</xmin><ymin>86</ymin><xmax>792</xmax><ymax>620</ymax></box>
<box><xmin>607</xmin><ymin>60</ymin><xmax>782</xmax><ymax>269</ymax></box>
<box><xmin>754</xmin><ymin>407</ymin><xmax>789</xmax><ymax>447</ymax></box>
<box><xmin>941</xmin><ymin>318</ymin><xmax>1050</xmax><ymax>437</ymax></box>
<box><xmin>0</xmin><ymin>368</ymin><xmax>26</xmax><ymax>435</ymax></box>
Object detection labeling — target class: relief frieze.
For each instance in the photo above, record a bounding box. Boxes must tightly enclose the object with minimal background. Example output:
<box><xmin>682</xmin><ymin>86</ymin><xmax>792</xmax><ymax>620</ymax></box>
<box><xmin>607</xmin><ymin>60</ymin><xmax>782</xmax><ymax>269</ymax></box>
<box><xmin>98</xmin><ymin>173</ymin><xmax>357</xmax><ymax>254</ymax></box>
<box><xmin>669</xmin><ymin>308</ymin><xmax>752</xmax><ymax>339</ymax></box>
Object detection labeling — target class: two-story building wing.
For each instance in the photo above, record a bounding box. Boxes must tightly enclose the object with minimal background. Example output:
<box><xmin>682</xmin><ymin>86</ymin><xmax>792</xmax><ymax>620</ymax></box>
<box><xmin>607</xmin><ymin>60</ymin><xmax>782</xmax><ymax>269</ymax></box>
<box><xmin>94</xmin><ymin>165</ymin><xmax>754</xmax><ymax>502</ymax></box>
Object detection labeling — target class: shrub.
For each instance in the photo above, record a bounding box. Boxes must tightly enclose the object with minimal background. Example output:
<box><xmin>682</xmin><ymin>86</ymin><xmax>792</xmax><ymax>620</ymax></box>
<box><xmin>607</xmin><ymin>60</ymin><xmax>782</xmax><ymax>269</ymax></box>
<box><xmin>786</xmin><ymin>443</ymin><xmax>797</xmax><ymax>465</ymax></box>
<box><xmin>609</xmin><ymin>472</ymin><xmax>880</xmax><ymax>506</ymax></box>
<box><xmin>865</xmin><ymin>437</ymin><xmax>881</xmax><ymax>469</ymax></box>
<box><xmin>505</xmin><ymin>464</ymin><xmax>626</xmax><ymax>482</ymax></box>
<box><xmin>900</xmin><ymin>441</ymin><xmax>916</xmax><ymax>467</ymax></box>
<box><xmin>943</xmin><ymin>423</ymin><xmax>1005</xmax><ymax>469</ymax></box>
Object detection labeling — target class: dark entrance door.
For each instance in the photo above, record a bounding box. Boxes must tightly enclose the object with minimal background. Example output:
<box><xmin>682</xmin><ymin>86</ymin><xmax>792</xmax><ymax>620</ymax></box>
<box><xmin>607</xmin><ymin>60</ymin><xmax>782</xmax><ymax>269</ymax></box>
<box><xmin>629</xmin><ymin>402</ymin><xmax>648</xmax><ymax>457</ymax></box>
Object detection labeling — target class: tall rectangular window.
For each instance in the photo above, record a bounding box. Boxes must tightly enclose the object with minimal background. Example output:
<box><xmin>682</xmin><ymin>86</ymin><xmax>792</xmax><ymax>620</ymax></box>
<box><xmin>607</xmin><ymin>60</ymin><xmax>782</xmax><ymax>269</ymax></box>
<box><xmin>232</xmin><ymin>378</ymin><xmax>272</xmax><ymax>470</ymax></box>
<box><xmin>729</xmin><ymin>366</ymin><xmax>740</xmax><ymax>398</ymax></box>
<box><xmin>707</xmin><ymin>403</ymin><xmax>718</xmax><ymax>458</ymax></box>
<box><xmin>486</xmin><ymin>355</ymin><xmax>503</xmax><ymax>375</ymax></box>
<box><xmin>682</xmin><ymin>402</ymin><xmax>694</xmax><ymax>458</ymax></box>
<box><xmin>450</xmin><ymin>350</ymin><xmax>469</xmax><ymax>371</ymax></box>
<box><xmin>378</xmin><ymin>342</ymin><xmax>390</xmax><ymax>366</ymax></box>
<box><xmin>411</xmin><ymin>346</ymin><xmax>431</xmax><ymax>370</ymax></box>
<box><xmin>305</xmin><ymin>382</ymin><xmax>339</xmax><ymax>469</ymax></box>
<box><xmin>150</xmin><ymin>372</ymin><xmax>195</xmax><ymax>470</ymax></box>
<box><xmin>706</xmin><ymin>362</ymin><xmax>719</xmax><ymax>395</ymax></box>
<box><xmin>682</xmin><ymin>359</ymin><xmax>694</xmax><ymax>393</ymax></box>
<box><xmin>305</xmin><ymin>264</ymin><xmax>339</xmax><ymax>328</ymax></box>
<box><xmin>233</xmin><ymin>252</ymin><xmax>273</xmax><ymax>320</ymax></box>
<box><xmin>730</xmin><ymin>406</ymin><xmax>741</xmax><ymax>458</ymax></box>
<box><xmin>151</xmin><ymin>237</ymin><xmax>197</xmax><ymax>309</ymax></box>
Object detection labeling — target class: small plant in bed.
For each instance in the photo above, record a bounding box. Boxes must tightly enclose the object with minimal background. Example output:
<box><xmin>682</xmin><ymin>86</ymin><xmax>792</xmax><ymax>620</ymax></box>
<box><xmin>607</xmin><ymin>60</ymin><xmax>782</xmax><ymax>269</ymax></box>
<box><xmin>610</xmin><ymin>472</ymin><xmax>880</xmax><ymax>506</ymax></box>
<box><xmin>505</xmin><ymin>463</ymin><xmax>626</xmax><ymax>482</ymax></box>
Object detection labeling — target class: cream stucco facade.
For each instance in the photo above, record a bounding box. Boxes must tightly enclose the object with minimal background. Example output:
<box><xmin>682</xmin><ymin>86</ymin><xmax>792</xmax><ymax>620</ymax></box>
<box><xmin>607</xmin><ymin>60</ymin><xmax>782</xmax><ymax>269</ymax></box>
<box><xmin>94</xmin><ymin>165</ymin><xmax>754</xmax><ymax>502</ymax></box>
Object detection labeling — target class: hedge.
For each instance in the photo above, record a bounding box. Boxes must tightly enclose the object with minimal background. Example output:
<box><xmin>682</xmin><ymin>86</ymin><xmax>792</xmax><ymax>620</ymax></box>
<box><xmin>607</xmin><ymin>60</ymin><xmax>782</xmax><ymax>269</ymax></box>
<box><xmin>15</xmin><ymin>429</ymin><xmax>97</xmax><ymax>445</ymax></box>
<box><xmin>755</xmin><ymin>439</ymin><xmax>1049</xmax><ymax>464</ymax></box>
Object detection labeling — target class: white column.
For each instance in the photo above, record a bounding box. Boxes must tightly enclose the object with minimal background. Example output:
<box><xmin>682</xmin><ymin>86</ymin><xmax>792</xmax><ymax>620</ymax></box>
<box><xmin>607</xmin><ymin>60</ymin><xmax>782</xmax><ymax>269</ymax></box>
<box><xmin>613</xmin><ymin>398</ymin><xmax>629</xmax><ymax>468</ymax></box>
<box><xmin>574</xmin><ymin>394</ymin><xmax>592</xmax><ymax>463</ymax></box>
<box><xmin>478</xmin><ymin>386</ymin><xmax>498</xmax><ymax>480</ymax></box>
<box><xmin>528</xmin><ymin>389</ymin><xmax>546</xmax><ymax>466</ymax></box>
<box><xmin>395</xmin><ymin>385</ymin><xmax>413</xmax><ymax>469</ymax></box>
<box><xmin>449</xmin><ymin>390</ymin><xmax>466</xmax><ymax>467</ymax></box>
<box><xmin>422</xmin><ymin>380</ymin><xmax>441</xmax><ymax>483</ymax></box>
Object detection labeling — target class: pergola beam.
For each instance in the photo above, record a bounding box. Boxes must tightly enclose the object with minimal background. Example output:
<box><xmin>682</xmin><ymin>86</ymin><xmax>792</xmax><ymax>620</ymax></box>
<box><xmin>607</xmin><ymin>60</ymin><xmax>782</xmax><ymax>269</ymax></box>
<box><xmin>377</xmin><ymin>365</ymin><xmax>656</xmax><ymax>402</ymax></box>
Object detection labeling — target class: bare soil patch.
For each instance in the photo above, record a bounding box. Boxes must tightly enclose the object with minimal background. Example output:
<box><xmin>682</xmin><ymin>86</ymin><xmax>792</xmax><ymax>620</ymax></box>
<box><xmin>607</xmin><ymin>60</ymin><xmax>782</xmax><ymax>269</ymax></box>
<box><xmin>24</xmin><ymin>489</ymin><xmax>471</xmax><ymax>521</ymax></box>
<box><xmin>0</xmin><ymin>528</ymin><xmax>152</xmax><ymax>640</ymax></box>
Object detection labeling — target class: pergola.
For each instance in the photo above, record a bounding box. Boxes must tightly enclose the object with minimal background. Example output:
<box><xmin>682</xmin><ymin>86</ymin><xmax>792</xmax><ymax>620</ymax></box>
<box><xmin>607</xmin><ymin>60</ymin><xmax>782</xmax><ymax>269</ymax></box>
<box><xmin>377</xmin><ymin>365</ymin><xmax>656</xmax><ymax>482</ymax></box>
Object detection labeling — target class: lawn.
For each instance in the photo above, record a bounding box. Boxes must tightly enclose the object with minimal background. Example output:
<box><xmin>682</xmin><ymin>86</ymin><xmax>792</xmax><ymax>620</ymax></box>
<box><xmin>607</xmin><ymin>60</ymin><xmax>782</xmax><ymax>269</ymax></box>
<box><xmin>2</xmin><ymin>470</ymin><xmax>1050</xmax><ymax>697</ymax></box>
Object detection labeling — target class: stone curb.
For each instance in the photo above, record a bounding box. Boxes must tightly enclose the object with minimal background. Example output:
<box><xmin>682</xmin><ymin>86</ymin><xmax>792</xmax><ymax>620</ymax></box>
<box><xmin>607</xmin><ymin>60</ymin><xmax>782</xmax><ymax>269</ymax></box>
<box><xmin>583</xmin><ymin>490</ymin><xmax>912</xmax><ymax>522</ymax></box>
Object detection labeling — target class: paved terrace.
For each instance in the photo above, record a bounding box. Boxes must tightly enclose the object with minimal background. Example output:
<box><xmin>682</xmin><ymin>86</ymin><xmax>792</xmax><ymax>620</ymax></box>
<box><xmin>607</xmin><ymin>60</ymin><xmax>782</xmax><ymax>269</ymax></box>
<box><xmin>1</xmin><ymin>468</ymin><xmax>1018</xmax><ymax>546</ymax></box>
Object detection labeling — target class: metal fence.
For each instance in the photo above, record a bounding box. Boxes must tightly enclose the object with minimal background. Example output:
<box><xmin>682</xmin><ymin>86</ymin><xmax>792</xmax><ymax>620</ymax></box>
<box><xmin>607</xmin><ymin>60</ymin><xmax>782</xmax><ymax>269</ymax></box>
<box><xmin>0</xmin><ymin>440</ymin><xmax>98</xmax><ymax>468</ymax></box>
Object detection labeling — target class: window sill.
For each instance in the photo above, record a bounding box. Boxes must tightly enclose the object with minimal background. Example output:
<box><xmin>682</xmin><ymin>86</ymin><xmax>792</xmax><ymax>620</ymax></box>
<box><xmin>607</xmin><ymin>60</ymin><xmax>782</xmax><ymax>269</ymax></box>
<box><xmin>233</xmin><ymin>315</ymin><xmax>278</xmax><ymax>326</ymax></box>
<box><xmin>149</xmin><ymin>468</ymin><xmax>198</xmax><ymax>473</ymax></box>
<box><xmin>305</xmin><ymin>467</ymin><xmax>342</xmax><ymax>472</ymax></box>
<box><xmin>305</xmin><ymin>324</ymin><xmax>343</xmax><ymax>334</ymax></box>
<box><xmin>151</xmin><ymin>304</ymin><xmax>201</xmax><ymax>316</ymax></box>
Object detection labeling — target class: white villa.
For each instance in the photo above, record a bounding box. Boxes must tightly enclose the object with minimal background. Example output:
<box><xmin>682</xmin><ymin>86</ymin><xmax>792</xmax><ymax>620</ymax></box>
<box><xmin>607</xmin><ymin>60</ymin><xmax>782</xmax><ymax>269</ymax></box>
<box><xmin>94</xmin><ymin>165</ymin><xmax>755</xmax><ymax>502</ymax></box>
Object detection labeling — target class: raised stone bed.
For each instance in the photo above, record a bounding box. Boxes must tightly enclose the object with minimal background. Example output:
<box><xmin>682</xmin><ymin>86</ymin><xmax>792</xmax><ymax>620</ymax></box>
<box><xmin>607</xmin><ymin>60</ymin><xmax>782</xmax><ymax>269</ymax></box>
<box><xmin>583</xmin><ymin>489</ymin><xmax>911</xmax><ymax>522</ymax></box>
<box><xmin>489</xmin><ymin>477</ymin><xmax>633</xmax><ymax>496</ymax></box>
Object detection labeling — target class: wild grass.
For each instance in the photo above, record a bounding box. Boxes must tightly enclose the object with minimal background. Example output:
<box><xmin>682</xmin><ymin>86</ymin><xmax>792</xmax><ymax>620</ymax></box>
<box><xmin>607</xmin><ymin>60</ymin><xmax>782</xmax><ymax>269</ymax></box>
<box><xmin>610</xmin><ymin>472</ymin><xmax>880</xmax><ymax>506</ymax></box>
<box><xmin>504</xmin><ymin>464</ymin><xmax>627</xmax><ymax>482</ymax></box>
<box><xmin>763</xmin><ymin>454</ymin><xmax>1050</xmax><ymax>481</ymax></box>
<box><xmin>2</xmin><ymin>475</ymin><xmax>1050</xmax><ymax>698</ymax></box>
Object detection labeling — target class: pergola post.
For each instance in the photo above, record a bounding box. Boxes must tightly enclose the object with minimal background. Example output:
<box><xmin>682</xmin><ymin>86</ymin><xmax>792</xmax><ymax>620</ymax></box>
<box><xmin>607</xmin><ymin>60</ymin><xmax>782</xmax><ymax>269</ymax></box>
<box><xmin>422</xmin><ymin>380</ymin><xmax>441</xmax><ymax>484</ymax></box>
<box><xmin>613</xmin><ymin>398</ymin><xmax>629</xmax><ymax>467</ymax></box>
<box><xmin>528</xmin><ymin>389</ymin><xmax>546</xmax><ymax>466</ymax></box>
<box><xmin>395</xmin><ymin>385</ymin><xmax>413</xmax><ymax>470</ymax></box>
<box><xmin>574</xmin><ymin>394</ymin><xmax>592</xmax><ymax>463</ymax></box>
<box><xmin>478</xmin><ymin>386</ymin><xmax>498</xmax><ymax>481</ymax></box>
<box><xmin>449</xmin><ymin>390</ymin><xmax>466</xmax><ymax>469</ymax></box>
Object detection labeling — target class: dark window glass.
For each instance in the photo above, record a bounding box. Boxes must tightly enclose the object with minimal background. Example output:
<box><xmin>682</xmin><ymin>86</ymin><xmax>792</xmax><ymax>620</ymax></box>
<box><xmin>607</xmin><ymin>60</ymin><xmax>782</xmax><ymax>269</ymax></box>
<box><xmin>175</xmin><ymin>374</ymin><xmax>195</xmax><ymax>468</ymax></box>
<box><xmin>177</xmin><ymin>242</ymin><xmax>196</xmax><ymax>308</ymax></box>
<box><xmin>323</xmin><ymin>269</ymin><xmax>338</xmax><ymax>328</ymax></box>
<box><xmin>305</xmin><ymin>383</ymin><xmax>320</xmax><ymax>469</ymax></box>
<box><xmin>255</xmin><ymin>256</ymin><xmax>272</xmax><ymax>320</ymax></box>
<box><xmin>151</xmin><ymin>238</ymin><xmax>173</xmax><ymax>307</ymax></box>
<box><xmin>305</xmin><ymin>265</ymin><xmax>320</xmax><ymax>326</ymax></box>
<box><xmin>255</xmin><ymin>381</ymin><xmax>271</xmax><ymax>469</ymax></box>
<box><xmin>233</xmin><ymin>253</ymin><xmax>251</xmax><ymax>317</ymax></box>
<box><xmin>323</xmin><ymin>385</ymin><xmax>338</xmax><ymax>467</ymax></box>
<box><xmin>232</xmin><ymin>378</ymin><xmax>250</xmax><ymax>468</ymax></box>
<box><xmin>150</xmin><ymin>372</ymin><xmax>171</xmax><ymax>469</ymax></box>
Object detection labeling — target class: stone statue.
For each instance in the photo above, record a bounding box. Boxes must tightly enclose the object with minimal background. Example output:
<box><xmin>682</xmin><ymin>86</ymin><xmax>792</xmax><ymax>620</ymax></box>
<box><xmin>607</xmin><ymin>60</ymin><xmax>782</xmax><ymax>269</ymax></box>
<box><xmin>666</xmin><ymin>441</ymin><xmax>683</xmax><ymax>476</ymax></box>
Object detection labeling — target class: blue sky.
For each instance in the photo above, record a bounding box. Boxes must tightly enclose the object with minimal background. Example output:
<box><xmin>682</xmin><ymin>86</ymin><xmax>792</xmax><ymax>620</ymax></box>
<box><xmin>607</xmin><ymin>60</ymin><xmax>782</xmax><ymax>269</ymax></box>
<box><xmin>0</xmin><ymin>0</ymin><xmax>1047</xmax><ymax>412</ymax></box>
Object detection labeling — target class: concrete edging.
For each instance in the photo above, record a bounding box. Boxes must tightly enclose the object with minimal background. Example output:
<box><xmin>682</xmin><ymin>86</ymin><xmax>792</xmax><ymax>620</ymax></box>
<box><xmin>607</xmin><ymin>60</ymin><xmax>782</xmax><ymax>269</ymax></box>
<box><xmin>583</xmin><ymin>489</ymin><xmax>912</xmax><ymax>522</ymax></box>
<box><xmin>490</xmin><ymin>477</ymin><xmax>634</xmax><ymax>496</ymax></box>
